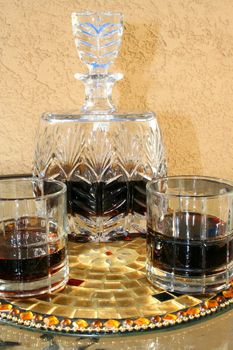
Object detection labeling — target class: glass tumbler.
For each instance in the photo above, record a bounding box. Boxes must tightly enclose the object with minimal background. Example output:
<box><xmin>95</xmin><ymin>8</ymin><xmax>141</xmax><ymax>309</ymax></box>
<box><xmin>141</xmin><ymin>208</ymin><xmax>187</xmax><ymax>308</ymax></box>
<box><xmin>0</xmin><ymin>177</ymin><xmax>69</xmax><ymax>297</ymax></box>
<box><xmin>146</xmin><ymin>176</ymin><xmax>233</xmax><ymax>294</ymax></box>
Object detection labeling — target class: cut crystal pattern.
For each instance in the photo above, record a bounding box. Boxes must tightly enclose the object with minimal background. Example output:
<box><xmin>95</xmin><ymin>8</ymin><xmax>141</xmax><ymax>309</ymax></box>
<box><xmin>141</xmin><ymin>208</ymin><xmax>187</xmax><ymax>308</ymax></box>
<box><xmin>34</xmin><ymin>113</ymin><xmax>166</xmax><ymax>242</ymax></box>
<box><xmin>72</xmin><ymin>12</ymin><xmax>123</xmax><ymax>73</ymax></box>
<box><xmin>33</xmin><ymin>12</ymin><xmax>167</xmax><ymax>242</ymax></box>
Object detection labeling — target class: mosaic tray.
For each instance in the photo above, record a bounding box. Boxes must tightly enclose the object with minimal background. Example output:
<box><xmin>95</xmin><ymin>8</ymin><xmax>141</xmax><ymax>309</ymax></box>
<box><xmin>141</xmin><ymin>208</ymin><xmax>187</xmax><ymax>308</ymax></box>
<box><xmin>0</xmin><ymin>237</ymin><xmax>233</xmax><ymax>337</ymax></box>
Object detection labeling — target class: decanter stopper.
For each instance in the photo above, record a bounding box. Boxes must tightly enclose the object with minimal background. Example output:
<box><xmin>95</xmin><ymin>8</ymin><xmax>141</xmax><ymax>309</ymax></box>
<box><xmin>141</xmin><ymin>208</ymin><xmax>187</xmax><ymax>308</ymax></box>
<box><xmin>71</xmin><ymin>12</ymin><xmax>123</xmax><ymax>113</ymax></box>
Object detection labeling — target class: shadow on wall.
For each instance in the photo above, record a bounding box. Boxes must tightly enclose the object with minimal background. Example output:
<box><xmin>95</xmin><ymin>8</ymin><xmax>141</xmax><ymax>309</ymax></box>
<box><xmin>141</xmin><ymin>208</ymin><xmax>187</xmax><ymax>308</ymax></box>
<box><xmin>158</xmin><ymin>112</ymin><xmax>203</xmax><ymax>176</ymax></box>
<box><xmin>117</xmin><ymin>20</ymin><xmax>159</xmax><ymax>111</ymax></box>
<box><xmin>116</xmin><ymin>20</ymin><xmax>202</xmax><ymax>176</ymax></box>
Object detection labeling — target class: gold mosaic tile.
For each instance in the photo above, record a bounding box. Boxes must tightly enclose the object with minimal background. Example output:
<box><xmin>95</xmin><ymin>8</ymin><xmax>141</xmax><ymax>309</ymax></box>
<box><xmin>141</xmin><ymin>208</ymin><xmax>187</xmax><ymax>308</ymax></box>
<box><xmin>97</xmin><ymin>309</ymin><xmax>120</xmax><ymax>319</ymax></box>
<box><xmin>68</xmin><ymin>288</ymin><xmax>93</xmax><ymax>297</ymax></box>
<box><xmin>97</xmin><ymin>300</ymin><xmax>117</xmax><ymax>308</ymax></box>
<box><xmin>122</xmin><ymin>280</ymin><xmax>141</xmax><ymax>288</ymax></box>
<box><xmin>175</xmin><ymin>295</ymin><xmax>201</xmax><ymax>307</ymax></box>
<box><xmin>133</xmin><ymin>286</ymin><xmax>155</xmax><ymax>296</ymax></box>
<box><xmin>109</xmin><ymin>267</ymin><xmax>127</xmax><ymax>273</ymax></box>
<box><xmin>113</xmin><ymin>290</ymin><xmax>132</xmax><ymax>299</ymax></box>
<box><xmin>72</xmin><ymin>299</ymin><xmax>94</xmax><ymax>308</ymax></box>
<box><xmin>2</xmin><ymin>237</ymin><xmax>232</xmax><ymax>336</ymax></box>
<box><xmin>137</xmin><ymin>297</ymin><xmax>160</xmax><ymax>306</ymax></box>
<box><xmin>82</xmin><ymin>280</ymin><xmax>104</xmax><ymax>289</ymax></box>
<box><xmin>69</xmin><ymin>270</ymin><xmax>87</xmax><ymax>279</ymax></box>
<box><xmin>93</xmin><ymin>291</ymin><xmax>114</xmax><ymax>299</ymax></box>
<box><xmin>52</xmin><ymin>306</ymin><xmax>76</xmax><ymax>318</ymax></box>
<box><xmin>52</xmin><ymin>296</ymin><xmax>73</xmax><ymax>305</ymax></box>
<box><xmin>29</xmin><ymin>302</ymin><xmax>56</xmax><ymax>315</ymax></box>
<box><xmin>117</xmin><ymin>307</ymin><xmax>140</xmax><ymax>318</ymax></box>
<box><xmin>103</xmin><ymin>282</ymin><xmax>122</xmax><ymax>289</ymax></box>
<box><xmin>156</xmin><ymin>300</ymin><xmax>184</xmax><ymax>314</ymax></box>
<box><xmin>117</xmin><ymin>299</ymin><xmax>137</xmax><ymax>307</ymax></box>
<box><xmin>73</xmin><ymin>308</ymin><xmax>97</xmax><ymax>319</ymax></box>
<box><xmin>105</xmin><ymin>274</ymin><xmax>124</xmax><ymax>280</ymax></box>
<box><xmin>125</xmin><ymin>271</ymin><xmax>144</xmax><ymax>279</ymax></box>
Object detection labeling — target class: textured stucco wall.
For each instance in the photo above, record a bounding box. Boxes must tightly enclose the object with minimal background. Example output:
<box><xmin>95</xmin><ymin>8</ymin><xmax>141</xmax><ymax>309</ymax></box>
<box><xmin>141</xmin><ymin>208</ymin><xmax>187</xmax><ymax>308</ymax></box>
<box><xmin>0</xmin><ymin>0</ymin><xmax>233</xmax><ymax>179</ymax></box>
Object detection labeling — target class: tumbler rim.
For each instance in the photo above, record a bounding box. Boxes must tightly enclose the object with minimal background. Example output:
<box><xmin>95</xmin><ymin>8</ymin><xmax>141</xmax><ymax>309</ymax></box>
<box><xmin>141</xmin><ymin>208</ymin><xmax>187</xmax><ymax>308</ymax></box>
<box><xmin>147</xmin><ymin>175</ymin><xmax>233</xmax><ymax>199</ymax></box>
<box><xmin>0</xmin><ymin>177</ymin><xmax>66</xmax><ymax>201</ymax></box>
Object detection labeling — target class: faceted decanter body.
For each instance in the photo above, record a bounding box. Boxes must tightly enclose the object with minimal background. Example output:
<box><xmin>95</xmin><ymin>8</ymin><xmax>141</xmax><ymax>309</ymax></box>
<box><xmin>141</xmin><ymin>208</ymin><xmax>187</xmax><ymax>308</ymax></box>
<box><xmin>34</xmin><ymin>12</ymin><xmax>166</xmax><ymax>242</ymax></box>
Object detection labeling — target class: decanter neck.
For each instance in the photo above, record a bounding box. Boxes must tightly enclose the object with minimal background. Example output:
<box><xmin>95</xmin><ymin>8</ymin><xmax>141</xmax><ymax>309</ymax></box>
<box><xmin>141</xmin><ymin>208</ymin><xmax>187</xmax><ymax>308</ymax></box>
<box><xmin>75</xmin><ymin>72</ymin><xmax>123</xmax><ymax>114</ymax></box>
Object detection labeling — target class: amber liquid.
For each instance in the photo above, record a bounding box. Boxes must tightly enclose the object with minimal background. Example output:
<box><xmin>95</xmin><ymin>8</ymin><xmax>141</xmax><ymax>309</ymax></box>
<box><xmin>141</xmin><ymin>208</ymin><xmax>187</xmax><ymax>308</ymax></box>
<box><xmin>66</xmin><ymin>179</ymin><xmax>147</xmax><ymax>218</ymax></box>
<box><xmin>147</xmin><ymin>212</ymin><xmax>233</xmax><ymax>277</ymax></box>
<box><xmin>0</xmin><ymin>217</ymin><xmax>66</xmax><ymax>282</ymax></box>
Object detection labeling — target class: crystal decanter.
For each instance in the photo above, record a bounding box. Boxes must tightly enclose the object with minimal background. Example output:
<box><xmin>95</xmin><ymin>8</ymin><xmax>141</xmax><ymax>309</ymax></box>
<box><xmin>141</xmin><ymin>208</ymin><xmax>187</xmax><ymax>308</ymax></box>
<box><xmin>34</xmin><ymin>12</ymin><xmax>166</xmax><ymax>242</ymax></box>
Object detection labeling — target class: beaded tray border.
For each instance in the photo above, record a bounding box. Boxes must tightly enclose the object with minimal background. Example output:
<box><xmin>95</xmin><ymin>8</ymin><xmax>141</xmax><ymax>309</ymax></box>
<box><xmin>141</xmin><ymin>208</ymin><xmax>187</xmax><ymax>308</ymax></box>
<box><xmin>0</xmin><ymin>286</ymin><xmax>233</xmax><ymax>336</ymax></box>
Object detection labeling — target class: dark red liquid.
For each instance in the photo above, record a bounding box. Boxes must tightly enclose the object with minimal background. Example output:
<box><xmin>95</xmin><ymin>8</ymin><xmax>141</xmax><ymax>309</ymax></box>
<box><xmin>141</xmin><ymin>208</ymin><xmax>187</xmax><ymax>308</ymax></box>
<box><xmin>0</xmin><ymin>248</ymin><xmax>65</xmax><ymax>281</ymax></box>
<box><xmin>0</xmin><ymin>217</ymin><xmax>66</xmax><ymax>282</ymax></box>
<box><xmin>66</xmin><ymin>179</ymin><xmax>147</xmax><ymax>218</ymax></box>
<box><xmin>147</xmin><ymin>212</ymin><xmax>233</xmax><ymax>277</ymax></box>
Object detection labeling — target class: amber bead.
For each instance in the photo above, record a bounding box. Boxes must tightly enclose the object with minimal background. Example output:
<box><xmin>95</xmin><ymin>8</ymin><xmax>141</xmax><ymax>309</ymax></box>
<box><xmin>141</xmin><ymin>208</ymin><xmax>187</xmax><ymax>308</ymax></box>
<box><xmin>11</xmin><ymin>308</ymin><xmax>20</xmax><ymax>316</ymax></box>
<box><xmin>44</xmin><ymin>316</ymin><xmax>59</xmax><ymax>326</ymax></box>
<box><xmin>163</xmin><ymin>314</ymin><xmax>177</xmax><ymax>321</ymax></box>
<box><xmin>20</xmin><ymin>311</ymin><xmax>33</xmax><ymax>321</ymax></box>
<box><xmin>223</xmin><ymin>290</ymin><xmax>233</xmax><ymax>298</ymax></box>
<box><xmin>92</xmin><ymin>320</ymin><xmax>103</xmax><ymax>328</ymax></box>
<box><xmin>60</xmin><ymin>319</ymin><xmax>72</xmax><ymax>327</ymax></box>
<box><xmin>73</xmin><ymin>319</ymin><xmax>88</xmax><ymax>329</ymax></box>
<box><xmin>33</xmin><ymin>314</ymin><xmax>43</xmax><ymax>322</ymax></box>
<box><xmin>151</xmin><ymin>315</ymin><xmax>162</xmax><ymax>323</ymax></box>
<box><xmin>123</xmin><ymin>319</ymin><xmax>134</xmax><ymax>327</ymax></box>
<box><xmin>177</xmin><ymin>311</ymin><xmax>187</xmax><ymax>318</ymax></box>
<box><xmin>204</xmin><ymin>300</ymin><xmax>219</xmax><ymax>309</ymax></box>
<box><xmin>104</xmin><ymin>319</ymin><xmax>120</xmax><ymax>329</ymax></box>
<box><xmin>186</xmin><ymin>307</ymin><xmax>201</xmax><ymax>315</ymax></box>
<box><xmin>0</xmin><ymin>304</ymin><xmax>13</xmax><ymax>312</ymax></box>
<box><xmin>134</xmin><ymin>317</ymin><xmax>150</xmax><ymax>326</ymax></box>
<box><xmin>216</xmin><ymin>296</ymin><xmax>225</xmax><ymax>303</ymax></box>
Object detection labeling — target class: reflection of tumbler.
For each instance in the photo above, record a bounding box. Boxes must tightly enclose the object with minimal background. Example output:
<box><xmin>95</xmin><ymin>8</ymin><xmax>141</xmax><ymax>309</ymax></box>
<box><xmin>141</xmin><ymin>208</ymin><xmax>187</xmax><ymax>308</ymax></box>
<box><xmin>0</xmin><ymin>178</ymin><xmax>69</xmax><ymax>297</ymax></box>
<box><xmin>146</xmin><ymin>176</ymin><xmax>233</xmax><ymax>294</ymax></box>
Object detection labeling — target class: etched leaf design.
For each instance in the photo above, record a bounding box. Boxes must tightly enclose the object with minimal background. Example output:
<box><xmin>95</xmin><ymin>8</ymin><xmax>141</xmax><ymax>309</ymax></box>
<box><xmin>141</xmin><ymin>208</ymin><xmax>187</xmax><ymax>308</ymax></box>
<box><xmin>55</xmin><ymin>124</ymin><xmax>85</xmax><ymax>179</ymax></box>
<box><xmin>114</xmin><ymin>123</ymin><xmax>143</xmax><ymax>178</ymax></box>
<box><xmin>145</xmin><ymin>119</ymin><xmax>167</xmax><ymax>177</ymax></box>
<box><xmin>34</xmin><ymin>121</ymin><xmax>86</xmax><ymax>180</ymax></box>
<box><xmin>34</xmin><ymin>121</ymin><xmax>59</xmax><ymax>178</ymax></box>
<box><xmin>84</xmin><ymin>127</ymin><xmax>113</xmax><ymax>181</ymax></box>
<box><xmin>72</xmin><ymin>13</ymin><xmax>123</xmax><ymax>70</ymax></box>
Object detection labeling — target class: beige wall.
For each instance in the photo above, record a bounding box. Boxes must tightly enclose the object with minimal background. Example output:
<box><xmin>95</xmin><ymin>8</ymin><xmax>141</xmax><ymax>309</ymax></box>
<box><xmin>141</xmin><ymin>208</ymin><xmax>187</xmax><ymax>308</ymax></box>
<box><xmin>0</xmin><ymin>0</ymin><xmax>233</xmax><ymax>179</ymax></box>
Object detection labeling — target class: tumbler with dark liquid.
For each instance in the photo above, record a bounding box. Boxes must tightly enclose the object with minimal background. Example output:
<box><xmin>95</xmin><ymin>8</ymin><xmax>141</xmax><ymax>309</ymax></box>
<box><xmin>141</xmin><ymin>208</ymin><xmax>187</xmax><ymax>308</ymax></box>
<box><xmin>146</xmin><ymin>176</ymin><xmax>233</xmax><ymax>294</ymax></box>
<box><xmin>0</xmin><ymin>178</ymin><xmax>69</xmax><ymax>297</ymax></box>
